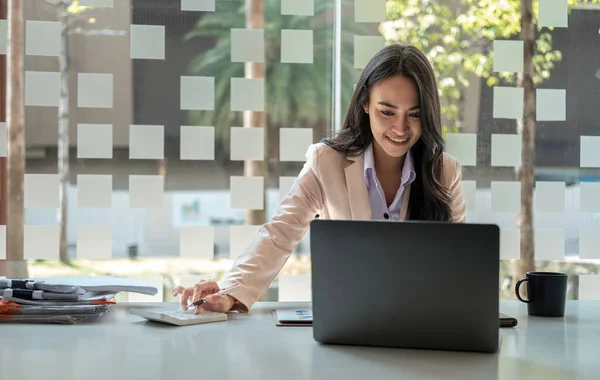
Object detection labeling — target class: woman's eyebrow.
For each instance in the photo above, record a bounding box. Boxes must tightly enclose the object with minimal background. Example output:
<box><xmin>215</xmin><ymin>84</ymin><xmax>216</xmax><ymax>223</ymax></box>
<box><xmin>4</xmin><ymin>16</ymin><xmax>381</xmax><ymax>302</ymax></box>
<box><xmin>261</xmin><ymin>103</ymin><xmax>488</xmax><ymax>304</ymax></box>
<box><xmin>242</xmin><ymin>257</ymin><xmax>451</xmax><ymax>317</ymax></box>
<box><xmin>377</xmin><ymin>101</ymin><xmax>420</xmax><ymax>110</ymax></box>
<box><xmin>377</xmin><ymin>101</ymin><xmax>397</xmax><ymax>109</ymax></box>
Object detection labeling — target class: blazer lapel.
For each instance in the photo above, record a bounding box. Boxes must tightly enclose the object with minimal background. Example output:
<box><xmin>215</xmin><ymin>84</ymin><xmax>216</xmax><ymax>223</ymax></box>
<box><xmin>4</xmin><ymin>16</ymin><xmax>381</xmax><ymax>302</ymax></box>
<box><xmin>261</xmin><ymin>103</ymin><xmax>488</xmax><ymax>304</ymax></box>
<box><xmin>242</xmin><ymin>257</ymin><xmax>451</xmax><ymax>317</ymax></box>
<box><xmin>344</xmin><ymin>155</ymin><xmax>372</xmax><ymax>220</ymax></box>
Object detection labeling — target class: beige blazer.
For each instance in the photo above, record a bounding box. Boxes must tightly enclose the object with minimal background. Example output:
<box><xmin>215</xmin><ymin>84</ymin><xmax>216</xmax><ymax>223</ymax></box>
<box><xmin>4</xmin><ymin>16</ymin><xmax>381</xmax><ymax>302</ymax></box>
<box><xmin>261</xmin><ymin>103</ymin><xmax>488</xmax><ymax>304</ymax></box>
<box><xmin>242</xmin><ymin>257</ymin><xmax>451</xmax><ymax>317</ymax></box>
<box><xmin>220</xmin><ymin>142</ymin><xmax>466</xmax><ymax>312</ymax></box>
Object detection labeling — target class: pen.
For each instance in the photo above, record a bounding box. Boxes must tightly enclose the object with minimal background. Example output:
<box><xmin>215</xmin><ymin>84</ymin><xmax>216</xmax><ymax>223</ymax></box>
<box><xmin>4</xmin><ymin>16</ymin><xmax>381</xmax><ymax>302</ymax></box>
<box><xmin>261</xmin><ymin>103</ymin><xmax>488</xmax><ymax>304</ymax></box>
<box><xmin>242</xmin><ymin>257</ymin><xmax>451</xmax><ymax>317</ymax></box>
<box><xmin>189</xmin><ymin>283</ymin><xmax>241</xmax><ymax>308</ymax></box>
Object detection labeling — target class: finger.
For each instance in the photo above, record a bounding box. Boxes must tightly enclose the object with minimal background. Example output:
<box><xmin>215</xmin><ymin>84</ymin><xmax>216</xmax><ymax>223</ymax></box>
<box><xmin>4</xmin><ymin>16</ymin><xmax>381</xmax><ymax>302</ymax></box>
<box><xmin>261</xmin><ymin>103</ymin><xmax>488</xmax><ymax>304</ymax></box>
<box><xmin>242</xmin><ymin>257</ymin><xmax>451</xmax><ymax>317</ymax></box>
<box><xmin>197</xmin><ymin>281</ymin><xmax>221</xmax><ymax>300</ymax></box>
<box><xmin>172</xmin><ymin>286</ymin><xmax>185</xmax><ymax>297</ymax></box>
<box><xmin>180</xmin><ymin>287</ymin><xmax>194</xmax><ymax>311</ymax></box>
<box><xmin>192</xmin><ymin>283</ymin><xmax>208</xmax><ymax>303</ymax></box>
<box><xmin>189</xmin><ymin>282</ymin><xmax>217</xmax><ymax>306</ymax></box>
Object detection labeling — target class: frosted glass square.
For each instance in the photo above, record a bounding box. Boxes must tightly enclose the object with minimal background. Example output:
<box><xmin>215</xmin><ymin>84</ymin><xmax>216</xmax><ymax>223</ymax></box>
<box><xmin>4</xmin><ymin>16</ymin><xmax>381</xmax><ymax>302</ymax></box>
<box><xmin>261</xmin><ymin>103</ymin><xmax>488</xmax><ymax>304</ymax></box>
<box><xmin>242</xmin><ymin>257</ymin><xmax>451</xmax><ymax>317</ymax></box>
<box><xmin>25</xmin><ymin>174</ymin><xmax>59</xmax><ymax>208</ymax></box>
<box><xmin>493</xmin><ymin>86</ymin><xmax>523</xmax><ymax>119</ymax></box>
<box><xmin>129</xmin><ymin>125</ymin><xmax>164</xmax><ymax>159</ymax></box>
<box><xmin>24</xmin><ymin>226</ymin><xmax>59</xmax><ymax>260</ymax></box>
<box><xmin>230</xmin><ymin>176</ymin><xmax>264</xmax><ymax>210</ymax></box>
<box><xmin>580</xmin><ymin>136</ymin><xmax>600</xmax><ymax>168</ymax></box>
<box><xmin>231</xmin><ymin>29</ymin><xmax>264</xmax><ymax>63</ymax></box>
<box><xmin>536</xmin><ymin>89</ymin><xmax>566</xmax><ymax>121</ymax></box>
<box><xmin>77</xmin><ymin>226</ymin><xmax>112</xmax><ymax>260</ymax></box>
<box><xmin>78</xmin><ymin>73</ymin><xmax>113</xmax><ymax>108</ymax></box>
<box><xmin>78</xmin><ymin>175</ymin><xmax>112</xmax><ymax>208</ymax></box>
<box><xmin>181</xmin><ymin>0</ymin><xmax>214</xmax><ymax>11</ymax></box>
<box><xmin>26</xmin><ymin>21</ymin><xmax>60</xmax><ymax>56</ymax></box>
<box><xmin>0</xmin><ymin>20</ymin><xmax>7</xmax><ymax>54</ymax></box>
<box><xmin>445</xmin><ymin>133</ymin><xmax>476</xmax><ymax>166</ymax></box>
<box><xmin>579</xmin><ymin>276</ymin><xmax>600</xmax><ymax>300</ymax></box>
<box><xmin>230</xmin><ymin>127</ymin><xmax>265</xmax><ymax>161</ymax></box>
<box><xmin>229</xmin><ymin>225</ymin><xmax>260</xmax><ymax>259</ymax></box>
<box><xmin>579</xmin><ymin>229</ymin><xmax>600</xmax><ymax>259</ymax></box>
<box><xmin>539</xmin><ymin>0</ymin><xmax>567</xmax><ymax>27</ymax></box>
<box><xmin>0</xmin><ymin>226</ymin><xmax>5</xmax><ymax>260</ymax></box>
<box><xmin>279</xmin><ymin>274</ymin><xmax>312</xmax><ymax>302</ymax></box>
<box><xmin>231</xmin><ymin>78</ymin><xmax>264</xmax><ymax>111</ymax></box>
<box><xmin>0</xmin><ymin>123</ymin><xmax>6</xmax><ymax>157</ymax></box>
<box><xmin>492</xmin><ymin>134</ymin><xmax>521</xmax><ymax>167</ymax></box>
<box><xmin>180</xmin><ymin>226</ymin><xmax>214</xmax><ymax>259</ymax></box>
<box><xmin>180</xmin><ymin>126</ymin><xmax>215</xmax><ymax>160</ymax></box>
<box><xmin>493</xmin><ymin>40</ymin><xmax>523</xmax><ymax>73</ymax></box>
<box><xmin>279</xmin><ymin>176</ymin><xmax>297</xmax><ymax>202</ymax></box>
<box><xmin>25</xmin><ymin>71</ymin><xmax>60</xmax><ymax>107</ymax></box>
<box><xmin>461</xmin><ymin>180</ymin><xmax>476</xmax><ymax>212</ymax></box>
<box><xmin>491</xmin><ymin>181</ymin><xmax>520</xmax><ymax>213</ymax></box>
<box><xmin>355</xmin><ymin>0</ymin><xmax>386</xmax><ymax>22</ymax></box>
<box><xmin>77</xmin><ymin>124</ymin><xmax>113</xmax><ymax>159</ymax></box>
<box><xmin>535</xmin><ymin>229</ymin><xmax>565</xmax><ymax>260</ymax></box>
<box><xmin>180</xmin><ymin>76</ymin><xmax>214</xmax><ymax>110</ymax></box>
<box><xmin>280</xmin><ymin>128</ymin><xmax>313</xmax><ymax>162</ymax></box>
<box><xmin>281</xmin><ymin>30</ymin><xmax>313</xmax><ymax>64</ymax></box>
<box><xmin>281</xmin><ymin>0</ymin><xmax>314</xmax><ymax>15</ymax></box>
<box><xmin>354</xmin><ymin>36</ymin><xmax>385</xmax><ymax>69</ymax></box>
<box><xmin>535</xmin><ymin>181</ymin><xmax>565</xmax><ymax>212</ymax></box>
<box><xmin>129</xmin><ymin>175</ymin><xmax>163</xmax><ymax>208</ymax></box>
<box><xmin>579</xmin><ymin>182</ymin><xmax>600</xmax><ymax>213</ymax></box>
<box><xmin>130</xmin><ymin>25</ymin><xmax>165</xmax><ymax>60</ymax></box>
<box><xmin>80</xmin><ymin>0</ymin><xmax>113</xmax><ymax>6</ymax></box>
<box><xmin>500</xmin><ymin>229</ymin><xmax>520</xmax><ymax>260</ymax></box>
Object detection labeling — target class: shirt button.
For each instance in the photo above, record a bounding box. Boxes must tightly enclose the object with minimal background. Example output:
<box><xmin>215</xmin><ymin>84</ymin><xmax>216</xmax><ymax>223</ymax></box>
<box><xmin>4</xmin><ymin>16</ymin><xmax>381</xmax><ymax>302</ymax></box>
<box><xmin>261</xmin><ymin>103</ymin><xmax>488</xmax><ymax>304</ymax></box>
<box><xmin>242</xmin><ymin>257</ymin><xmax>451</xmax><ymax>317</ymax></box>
<box><xmin>384</xmin><ymin>213</ymin><xmax>389</xmax><ymax>219</ymax></box>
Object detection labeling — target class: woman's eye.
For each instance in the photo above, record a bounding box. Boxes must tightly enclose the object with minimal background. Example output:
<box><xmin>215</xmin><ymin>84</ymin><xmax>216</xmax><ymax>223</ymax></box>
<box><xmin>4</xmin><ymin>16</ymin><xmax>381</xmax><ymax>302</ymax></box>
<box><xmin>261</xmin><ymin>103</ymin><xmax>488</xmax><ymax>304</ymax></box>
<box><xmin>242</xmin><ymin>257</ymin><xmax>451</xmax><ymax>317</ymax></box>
<box><xmin>409</xmin><ymin>112</ymin><xmax>420</xmax><ymax>118</ymax></box>
<box><xmin>381</xmin><ymin>110</ymin><xmax>395</xmax><ymax>116</ymax></box>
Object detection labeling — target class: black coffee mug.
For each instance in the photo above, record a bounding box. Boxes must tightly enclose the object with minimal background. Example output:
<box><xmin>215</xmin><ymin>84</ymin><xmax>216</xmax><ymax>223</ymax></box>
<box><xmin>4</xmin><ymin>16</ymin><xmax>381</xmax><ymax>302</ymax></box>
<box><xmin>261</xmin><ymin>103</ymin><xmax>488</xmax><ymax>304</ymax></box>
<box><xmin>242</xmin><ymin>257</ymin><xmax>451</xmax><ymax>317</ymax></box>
<box><xmin>515</xmin><ymin>272</ymin><xmax>568</xmax><ymax>317</ymax></box>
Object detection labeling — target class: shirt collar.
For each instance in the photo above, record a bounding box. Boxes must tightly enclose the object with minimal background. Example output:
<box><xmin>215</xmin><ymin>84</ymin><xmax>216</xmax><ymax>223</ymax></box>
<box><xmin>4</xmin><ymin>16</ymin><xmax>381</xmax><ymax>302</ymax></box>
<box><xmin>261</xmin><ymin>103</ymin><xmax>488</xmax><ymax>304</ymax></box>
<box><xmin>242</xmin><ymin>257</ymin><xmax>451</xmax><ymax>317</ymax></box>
<box><xmin>363</xmin><ymin>143</ymin><xmax>416</xmax><ymax>187</ymax></box>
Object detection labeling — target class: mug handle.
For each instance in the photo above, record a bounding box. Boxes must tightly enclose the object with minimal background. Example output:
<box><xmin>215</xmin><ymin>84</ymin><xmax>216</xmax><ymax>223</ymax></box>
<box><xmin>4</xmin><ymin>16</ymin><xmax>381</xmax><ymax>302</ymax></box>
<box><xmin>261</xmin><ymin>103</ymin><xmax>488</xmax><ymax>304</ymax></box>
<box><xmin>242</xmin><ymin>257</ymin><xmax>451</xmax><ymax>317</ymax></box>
<box><xmin>515</xmin><ymin>278</ymin><xmax>530</xmax><ymax>303</ymax></box>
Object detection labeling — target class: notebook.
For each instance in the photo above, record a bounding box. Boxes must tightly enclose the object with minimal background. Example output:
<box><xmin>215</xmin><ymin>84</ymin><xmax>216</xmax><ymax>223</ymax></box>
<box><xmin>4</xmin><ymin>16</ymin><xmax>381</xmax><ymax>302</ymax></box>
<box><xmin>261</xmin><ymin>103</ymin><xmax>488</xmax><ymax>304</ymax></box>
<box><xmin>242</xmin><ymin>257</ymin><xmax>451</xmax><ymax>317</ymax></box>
<box><xmin>130</xmin><ymin>308</ymin><xmax>228</xmax><ymax>326</ymax></box>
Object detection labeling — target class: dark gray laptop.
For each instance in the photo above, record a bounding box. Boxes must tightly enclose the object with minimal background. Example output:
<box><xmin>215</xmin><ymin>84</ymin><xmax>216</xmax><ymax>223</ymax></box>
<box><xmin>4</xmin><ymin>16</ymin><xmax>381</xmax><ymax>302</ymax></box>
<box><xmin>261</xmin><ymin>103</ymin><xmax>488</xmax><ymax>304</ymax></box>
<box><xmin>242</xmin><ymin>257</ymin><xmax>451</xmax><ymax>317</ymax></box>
<box><xmin>309</xmin><ymin>220</ymin><xmax>500</xmax><ymax>353</ymax></box>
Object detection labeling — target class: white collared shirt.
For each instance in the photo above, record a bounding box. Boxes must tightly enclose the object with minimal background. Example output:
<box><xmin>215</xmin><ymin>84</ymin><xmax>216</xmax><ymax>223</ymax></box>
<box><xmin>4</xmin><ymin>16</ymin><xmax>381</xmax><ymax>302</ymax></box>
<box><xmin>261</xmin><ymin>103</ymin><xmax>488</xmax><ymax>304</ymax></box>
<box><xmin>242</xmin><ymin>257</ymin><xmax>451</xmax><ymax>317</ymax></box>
<box><xmin>363</xmin><ymin>143</ymin><xmax>416</xmax><ymax>220</ymax></box>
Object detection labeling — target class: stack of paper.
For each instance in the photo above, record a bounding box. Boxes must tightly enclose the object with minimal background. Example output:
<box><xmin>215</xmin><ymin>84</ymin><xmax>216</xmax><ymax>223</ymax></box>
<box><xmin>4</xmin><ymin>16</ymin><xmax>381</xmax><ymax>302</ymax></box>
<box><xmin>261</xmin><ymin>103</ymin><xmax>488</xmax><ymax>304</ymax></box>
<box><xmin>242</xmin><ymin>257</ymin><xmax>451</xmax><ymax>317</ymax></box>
<box><xmin>0</xmin><ymin>277</ymin><xmax>158</xmax><ymax>324</ymax></box>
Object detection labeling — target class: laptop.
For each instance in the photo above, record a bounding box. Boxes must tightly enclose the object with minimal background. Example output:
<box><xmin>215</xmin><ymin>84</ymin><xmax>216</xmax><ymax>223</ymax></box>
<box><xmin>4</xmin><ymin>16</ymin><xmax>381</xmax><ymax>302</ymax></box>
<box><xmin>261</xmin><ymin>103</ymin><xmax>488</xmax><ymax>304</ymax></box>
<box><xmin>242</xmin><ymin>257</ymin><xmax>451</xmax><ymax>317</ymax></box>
<box><xmin>309</xmin><ymin>220</ymin><xmax>501</xmax><ymax>353</ymax></box>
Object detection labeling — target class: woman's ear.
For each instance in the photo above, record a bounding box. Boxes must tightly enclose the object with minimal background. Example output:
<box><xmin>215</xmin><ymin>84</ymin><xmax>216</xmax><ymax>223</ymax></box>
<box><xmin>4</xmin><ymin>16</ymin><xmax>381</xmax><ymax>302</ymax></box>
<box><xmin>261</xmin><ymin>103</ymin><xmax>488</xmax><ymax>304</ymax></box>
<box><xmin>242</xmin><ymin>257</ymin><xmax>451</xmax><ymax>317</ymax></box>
<box><xmin>363</xmin><ymin>104</ymin><xmax>369</xmax><ymax>114</ymax></box>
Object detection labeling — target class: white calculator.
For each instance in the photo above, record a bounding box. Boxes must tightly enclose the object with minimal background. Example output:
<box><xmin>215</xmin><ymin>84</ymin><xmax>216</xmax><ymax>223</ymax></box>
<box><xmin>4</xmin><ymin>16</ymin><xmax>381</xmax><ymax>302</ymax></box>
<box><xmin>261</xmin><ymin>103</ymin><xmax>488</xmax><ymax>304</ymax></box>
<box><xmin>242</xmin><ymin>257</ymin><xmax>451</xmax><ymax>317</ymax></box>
<box><xmin>130</xmin><ymin>308</ymin><xmax>228</xmax><ymax>326</ymax></box>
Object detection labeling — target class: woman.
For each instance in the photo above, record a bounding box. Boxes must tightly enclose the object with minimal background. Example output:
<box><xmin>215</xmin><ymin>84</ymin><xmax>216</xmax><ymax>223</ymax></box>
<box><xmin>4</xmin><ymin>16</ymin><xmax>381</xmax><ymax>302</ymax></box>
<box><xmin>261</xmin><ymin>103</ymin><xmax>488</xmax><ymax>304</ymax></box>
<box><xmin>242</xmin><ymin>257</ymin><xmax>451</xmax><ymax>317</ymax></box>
<box><xmin>175</xmin><ymin>43</ymin><xmax>466</xmax><ymax>313</ymax></box>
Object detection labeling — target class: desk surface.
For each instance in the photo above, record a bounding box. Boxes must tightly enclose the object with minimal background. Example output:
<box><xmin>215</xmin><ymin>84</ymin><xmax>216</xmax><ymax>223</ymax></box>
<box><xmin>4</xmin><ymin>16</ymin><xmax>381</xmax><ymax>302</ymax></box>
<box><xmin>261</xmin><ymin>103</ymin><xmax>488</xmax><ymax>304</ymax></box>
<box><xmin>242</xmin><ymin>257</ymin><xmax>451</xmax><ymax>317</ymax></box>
<box><xmin>1</xmin><ymin>301</ymin><xmax>599</xmax><ymax>380</ymax></box>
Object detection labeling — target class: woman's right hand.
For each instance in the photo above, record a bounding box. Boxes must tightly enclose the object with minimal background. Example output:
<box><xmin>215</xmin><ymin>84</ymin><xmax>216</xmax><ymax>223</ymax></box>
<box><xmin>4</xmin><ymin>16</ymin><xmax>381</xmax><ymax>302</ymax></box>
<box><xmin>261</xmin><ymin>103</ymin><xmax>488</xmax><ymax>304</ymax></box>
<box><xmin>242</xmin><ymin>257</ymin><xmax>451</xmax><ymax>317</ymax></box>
<box><xmin>172</xmin><ymin>280</ymin><xmax>235</xmax><ymax>314</ymax></box>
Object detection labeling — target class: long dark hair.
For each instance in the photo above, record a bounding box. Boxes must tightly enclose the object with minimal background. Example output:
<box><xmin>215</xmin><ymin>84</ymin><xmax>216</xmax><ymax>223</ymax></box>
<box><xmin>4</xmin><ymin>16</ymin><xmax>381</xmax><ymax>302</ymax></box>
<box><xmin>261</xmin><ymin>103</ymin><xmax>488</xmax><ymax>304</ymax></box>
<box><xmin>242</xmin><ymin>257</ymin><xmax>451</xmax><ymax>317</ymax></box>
<box><xmin>322</xmin><ymin>43</ymin><xmax>453</xmax><ymax>221</ymax></box>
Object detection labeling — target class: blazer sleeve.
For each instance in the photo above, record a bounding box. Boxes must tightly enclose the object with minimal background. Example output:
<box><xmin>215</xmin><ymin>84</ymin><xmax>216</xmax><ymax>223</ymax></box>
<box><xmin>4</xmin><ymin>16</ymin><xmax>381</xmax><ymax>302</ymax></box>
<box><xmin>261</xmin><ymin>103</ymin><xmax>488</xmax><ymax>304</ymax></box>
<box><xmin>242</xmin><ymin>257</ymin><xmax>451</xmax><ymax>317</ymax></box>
<box><xmin>218</xmin><ymin>144</ymin><xmax>325</xmax><ymax>312</ymax></box>
<box><xmin>448</xmin><ymin>157</ymin><xmax>467</xmax><ymax>223</ymax></box>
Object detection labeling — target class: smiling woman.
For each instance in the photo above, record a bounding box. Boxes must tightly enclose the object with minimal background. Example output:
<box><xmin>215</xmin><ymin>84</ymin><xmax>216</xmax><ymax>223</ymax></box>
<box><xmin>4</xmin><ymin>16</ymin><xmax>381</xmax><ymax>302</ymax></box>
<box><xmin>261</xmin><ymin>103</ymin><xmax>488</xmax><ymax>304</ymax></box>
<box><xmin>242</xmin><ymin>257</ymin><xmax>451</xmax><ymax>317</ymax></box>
<box><xmin>323</xmin><ymin>43</ymin><xmax>458</xmax><ymax>222</ymax></box>
<box><xmin>178</xmin><ymin>43</ymin><xmax>467</xmax><ymax>314</ymax></box>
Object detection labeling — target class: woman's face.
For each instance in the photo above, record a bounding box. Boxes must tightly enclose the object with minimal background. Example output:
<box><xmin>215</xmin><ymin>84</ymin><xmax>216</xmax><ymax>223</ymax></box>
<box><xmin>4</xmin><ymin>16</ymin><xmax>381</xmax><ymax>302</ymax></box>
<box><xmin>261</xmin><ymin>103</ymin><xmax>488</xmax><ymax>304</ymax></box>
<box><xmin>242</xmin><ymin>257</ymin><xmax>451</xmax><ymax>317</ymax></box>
<box><xmin>363</xmin><ymin>75</ymin><xmax>422</xmax><ymax>159</ymax></box>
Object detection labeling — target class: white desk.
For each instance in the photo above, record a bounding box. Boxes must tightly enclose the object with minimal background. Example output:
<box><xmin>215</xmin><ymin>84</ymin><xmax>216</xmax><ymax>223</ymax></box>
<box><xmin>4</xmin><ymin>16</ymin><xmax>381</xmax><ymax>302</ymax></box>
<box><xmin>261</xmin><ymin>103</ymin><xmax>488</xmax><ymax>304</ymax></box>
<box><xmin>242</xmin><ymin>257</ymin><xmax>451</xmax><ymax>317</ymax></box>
<box><xmin>1</xmin><ymin>301</ymin><xmax>598</xmax><ymax>380</ymax></box>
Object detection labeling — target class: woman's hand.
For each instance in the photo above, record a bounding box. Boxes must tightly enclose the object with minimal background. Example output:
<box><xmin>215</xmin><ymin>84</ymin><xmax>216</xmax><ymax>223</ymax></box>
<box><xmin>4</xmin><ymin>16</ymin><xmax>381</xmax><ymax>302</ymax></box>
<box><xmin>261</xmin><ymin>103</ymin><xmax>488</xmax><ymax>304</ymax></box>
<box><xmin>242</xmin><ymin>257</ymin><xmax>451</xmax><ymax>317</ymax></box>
<box><xmin>172</xmin><ymin>280</ymin><xmax>235</xmax><ymax>314</ymax></box>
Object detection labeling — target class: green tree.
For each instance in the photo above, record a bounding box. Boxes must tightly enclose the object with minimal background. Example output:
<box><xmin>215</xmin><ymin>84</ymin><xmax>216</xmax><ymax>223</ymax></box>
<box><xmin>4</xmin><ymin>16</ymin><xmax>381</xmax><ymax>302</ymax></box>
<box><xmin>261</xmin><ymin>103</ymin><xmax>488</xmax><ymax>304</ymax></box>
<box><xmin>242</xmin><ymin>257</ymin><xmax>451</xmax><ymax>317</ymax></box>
<box><xmin>382</xmin><ymin>0</ymin><xmax>600</xmax><ymax>295</ymax></box>
<box><xmin>185</xmin><ymin>0</ymin><xmax>367</xmax><ymax>225</ymax></box>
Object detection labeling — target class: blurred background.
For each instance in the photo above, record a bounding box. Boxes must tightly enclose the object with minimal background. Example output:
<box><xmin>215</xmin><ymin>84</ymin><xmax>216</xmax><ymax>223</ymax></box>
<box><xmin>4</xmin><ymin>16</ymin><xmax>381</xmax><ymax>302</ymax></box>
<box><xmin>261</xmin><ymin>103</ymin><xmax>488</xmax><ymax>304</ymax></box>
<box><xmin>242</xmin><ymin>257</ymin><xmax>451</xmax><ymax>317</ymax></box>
<box><xmin>0</xmin><ymin>0</ymin><xmax>599</xmax><ymax>303</ymax></box>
